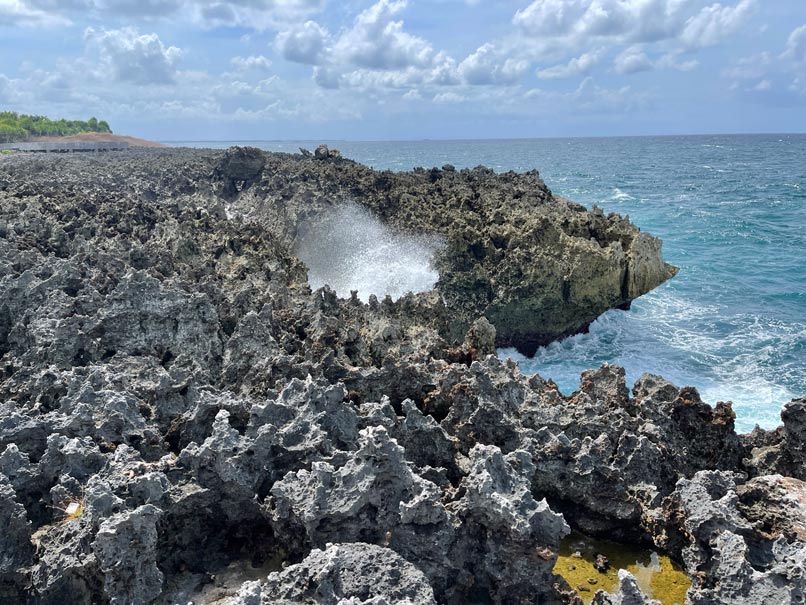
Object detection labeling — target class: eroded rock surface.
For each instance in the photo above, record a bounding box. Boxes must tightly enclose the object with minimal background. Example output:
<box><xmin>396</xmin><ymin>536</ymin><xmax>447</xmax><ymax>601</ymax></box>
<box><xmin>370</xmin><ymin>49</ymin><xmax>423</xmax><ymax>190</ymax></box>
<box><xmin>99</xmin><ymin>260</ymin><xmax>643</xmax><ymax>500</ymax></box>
<box><xmin>0</xmin><ymin>147</ymin><xmax>801</xmax><ymax>605</ymax></box>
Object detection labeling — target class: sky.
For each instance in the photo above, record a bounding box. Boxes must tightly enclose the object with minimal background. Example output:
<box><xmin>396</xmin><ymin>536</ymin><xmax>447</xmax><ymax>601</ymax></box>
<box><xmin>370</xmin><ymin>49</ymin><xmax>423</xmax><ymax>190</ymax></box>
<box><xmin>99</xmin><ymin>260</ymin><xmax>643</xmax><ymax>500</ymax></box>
<box><xmin>0</xmin><ymin>0</ymin><xmax>805</xmax><ymax>140</ymax></box>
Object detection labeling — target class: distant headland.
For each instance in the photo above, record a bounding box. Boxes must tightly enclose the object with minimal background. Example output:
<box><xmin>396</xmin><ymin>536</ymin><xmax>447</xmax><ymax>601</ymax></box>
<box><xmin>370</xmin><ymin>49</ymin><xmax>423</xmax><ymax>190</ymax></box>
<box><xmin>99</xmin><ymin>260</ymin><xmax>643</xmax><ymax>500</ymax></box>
<box><xmin>0</xmin><ymin>111</ymin><xmax>162</xmax><ymax>147</ymax></box>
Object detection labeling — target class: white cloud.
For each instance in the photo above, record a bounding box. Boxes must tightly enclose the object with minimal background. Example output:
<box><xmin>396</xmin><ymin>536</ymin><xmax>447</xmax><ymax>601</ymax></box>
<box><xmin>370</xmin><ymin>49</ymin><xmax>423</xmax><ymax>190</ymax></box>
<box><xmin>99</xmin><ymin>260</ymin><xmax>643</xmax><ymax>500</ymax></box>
<box><xmin>313</xmin><ymin>66</ymin><xmax>341</xmax><ymax>89</ymax></box>
<box><xmin>656</xmin><ymin>51</ymin><xmax>699</xmax><ymax>71</ymax></box>
<box><xmin>525</xmin><ymin>76</ymin><xmax>651</xmax><ymax>113</ymax></box>
<box><xmin>513</xmin><ymin>0</ymin><xmax>688</xmax><ymax>42</ymax></box>
<box><xmin>513</xmin><ymin>0</ymin><xmax>755</xmax><ymax>61</ymax></box>
<box><xmin>458</xmin><ymin>43</ymin><xmax>528</xmax><ymax>85</ymax></box>
<box><xmin>299</xmin><ymin>0</ymin><xmax>465</xmax><ymax>93</ymax></box>
<box><xmin>340</xmin><ymin>67</ymin><xmax>424</xmax><ymax>90</ymax></box>
<box><xmin>4</xmin><ymin>0</ymin><xmax>325</xmax><ymax>29</ymax></box>
<box><xmin>723</xmin><ymin>24</ymin><xmax>806</xmax><ymax>97</ymax></box>
<box><xmin>679</xmin><ymin>0</ymin><xmax>755</xmax><ymax>49</ymax></box>
<box><xmin>433</xmin><ymin>91</ymin><xmax>465</xmax><ymax>104</ymax></box>
<box><xmin>230</xmin><ymin>55</ymin><xmax>273</xmax><ymax>72</ymax></box>
<box><xmin>427</xmin><ymin>53</ymin><xmax>461</xmax><ymax>86</ymax></box>
<box><xmin>723</xmin><ymin>51</ymin><xmax>772</xmax><ymax>81</ymax></box>
<box><xmin>275</xmin><ymin>20</ymin><xmax>330</xmax><ymax>65</ymax></box>
<box><xmin>333</xmin><ymin>0</ymin><xmax>434</xmax><ymax>70</ymax></box>
<box><xmin>613</xmin><ymin>46</ymin><xmax>698</xmax><ymax>75</ymax></box>
<box><xmin>84</xmin><ymin>27</ymin><xmax>183</xmax><ymax>85</ymax></box>
<box><xmin>25</xmin><ymin>0</ymin><xmax>181</xmax><ymax>18</ymax></box>
<box><xmin>538</xmin><ymin>48</ymin><xmax>603</xmax><ymax>79</ymax></box>
<box><xmin>0</xmin><ymin>0</ymin><xmax>70</xmax><ymax>26</ymax></box>
<box><xmin>613</xmin><ymin>45</ymin><xmax>652</xmax><ymax>74</ymax></box>
<box><xmin>0</xmin><ymin>74</ymin><xmax>12</xmax><ymax>102</ymax></box>
<box><xmin>513</xmin><ymin>0</ymin><xmax>588</xmax><ymax>38</ymax></box>
<box><xmin>783</xmin><ymin>24</ymin><xmax>806</xmax><ymax>66</ymax></box>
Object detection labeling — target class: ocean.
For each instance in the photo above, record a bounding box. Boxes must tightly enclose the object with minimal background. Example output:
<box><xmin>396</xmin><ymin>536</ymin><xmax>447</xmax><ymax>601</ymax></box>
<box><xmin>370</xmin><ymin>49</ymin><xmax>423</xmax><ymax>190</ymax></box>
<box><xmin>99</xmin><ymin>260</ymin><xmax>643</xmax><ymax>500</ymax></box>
<box><xmin>168</xmin><ymin>135</ymin><xmax>806</xmax><ymax>432</ymax></box>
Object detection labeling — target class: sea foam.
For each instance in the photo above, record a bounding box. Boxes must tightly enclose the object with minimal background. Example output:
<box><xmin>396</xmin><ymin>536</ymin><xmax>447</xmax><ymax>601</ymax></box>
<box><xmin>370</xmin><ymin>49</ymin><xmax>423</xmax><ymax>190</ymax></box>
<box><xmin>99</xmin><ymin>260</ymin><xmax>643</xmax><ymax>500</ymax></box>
<box><xmin>293</xmin><ymin>202</ymin><xmax>443</xmax><ymax>302</ymax></box>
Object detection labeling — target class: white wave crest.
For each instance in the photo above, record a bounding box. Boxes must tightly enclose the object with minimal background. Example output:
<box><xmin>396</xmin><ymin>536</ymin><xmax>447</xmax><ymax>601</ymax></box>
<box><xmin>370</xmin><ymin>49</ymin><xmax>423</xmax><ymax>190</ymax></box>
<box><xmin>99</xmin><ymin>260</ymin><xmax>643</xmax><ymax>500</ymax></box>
<box><xmin>609</xmin><ymin>187</ymin><xmax>635</xmax><ymax>201</ymax></box>
<box><xmin>294</xmin><ymin>202</ymin><xmax>443</xmax><ymax>302</ymax></box>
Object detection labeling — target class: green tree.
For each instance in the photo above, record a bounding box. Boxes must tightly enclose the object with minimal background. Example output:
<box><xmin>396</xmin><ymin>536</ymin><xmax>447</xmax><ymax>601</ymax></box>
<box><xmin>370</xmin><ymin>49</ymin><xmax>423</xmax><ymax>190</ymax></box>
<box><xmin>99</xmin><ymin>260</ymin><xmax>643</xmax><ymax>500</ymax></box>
<box><xmin>0</xmin><ymin>111</ymin><xmax>114</xmax><ymax>141</ymax></box>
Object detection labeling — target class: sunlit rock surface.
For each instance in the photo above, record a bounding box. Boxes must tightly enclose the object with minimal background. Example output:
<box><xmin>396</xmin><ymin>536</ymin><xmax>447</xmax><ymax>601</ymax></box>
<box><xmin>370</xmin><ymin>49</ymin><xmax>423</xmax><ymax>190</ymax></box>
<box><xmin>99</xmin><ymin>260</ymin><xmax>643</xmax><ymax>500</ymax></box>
<box><xmin>0</xmin><ymin>147</ymin><xmax>801</xmax><ymax>605</ymax></box>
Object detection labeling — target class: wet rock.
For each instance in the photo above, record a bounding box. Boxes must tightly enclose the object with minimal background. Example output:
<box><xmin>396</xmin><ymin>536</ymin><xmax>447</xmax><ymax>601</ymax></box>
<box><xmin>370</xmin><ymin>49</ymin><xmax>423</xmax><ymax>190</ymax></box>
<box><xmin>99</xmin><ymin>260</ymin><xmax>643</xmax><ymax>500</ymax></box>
<box><xmin>594</xmin><ymin>553</ymin><xmax>610</xmax><ymax>573</ymax></box>
<box><xmin>591</xmin><ymin>569</ymin><xmax>659</xmax><ymax>605</ymax></box>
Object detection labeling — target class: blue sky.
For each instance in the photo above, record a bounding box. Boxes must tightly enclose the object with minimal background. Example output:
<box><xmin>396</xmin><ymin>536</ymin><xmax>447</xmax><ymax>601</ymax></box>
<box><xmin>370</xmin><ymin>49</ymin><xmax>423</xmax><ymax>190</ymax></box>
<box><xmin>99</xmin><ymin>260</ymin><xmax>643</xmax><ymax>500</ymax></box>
<box><xmin>1</xmin><ymin>0</ymin><xmax>804</xmax><ymax>140</ymax></box>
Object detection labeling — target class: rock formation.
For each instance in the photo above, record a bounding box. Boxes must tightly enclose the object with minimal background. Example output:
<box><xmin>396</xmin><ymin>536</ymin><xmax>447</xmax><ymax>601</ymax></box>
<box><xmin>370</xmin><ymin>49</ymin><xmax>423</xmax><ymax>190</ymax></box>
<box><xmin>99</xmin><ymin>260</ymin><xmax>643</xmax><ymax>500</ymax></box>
<box><xmin>0</xmin><ymin>147</ymin><xmax>801</xmax><ymax>604</ymax></box>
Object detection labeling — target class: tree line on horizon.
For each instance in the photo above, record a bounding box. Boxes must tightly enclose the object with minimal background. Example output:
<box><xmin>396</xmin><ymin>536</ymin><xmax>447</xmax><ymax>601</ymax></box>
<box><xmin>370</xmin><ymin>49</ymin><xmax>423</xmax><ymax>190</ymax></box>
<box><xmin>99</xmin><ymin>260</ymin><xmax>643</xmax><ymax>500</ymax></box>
<box><xmin>0</xmin><ymin>112</ymin><xmax>112</xmax><ymax>143</ymax></box>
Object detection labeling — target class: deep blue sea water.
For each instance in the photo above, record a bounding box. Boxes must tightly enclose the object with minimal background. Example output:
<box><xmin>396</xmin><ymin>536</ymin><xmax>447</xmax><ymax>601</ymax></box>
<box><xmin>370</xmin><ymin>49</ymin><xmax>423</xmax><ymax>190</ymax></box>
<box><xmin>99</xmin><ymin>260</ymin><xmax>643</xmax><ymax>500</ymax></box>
<box><xmin>168</xmin><ymin>135</ymin><xmax>806</xmax><ymax>432</ymax></box>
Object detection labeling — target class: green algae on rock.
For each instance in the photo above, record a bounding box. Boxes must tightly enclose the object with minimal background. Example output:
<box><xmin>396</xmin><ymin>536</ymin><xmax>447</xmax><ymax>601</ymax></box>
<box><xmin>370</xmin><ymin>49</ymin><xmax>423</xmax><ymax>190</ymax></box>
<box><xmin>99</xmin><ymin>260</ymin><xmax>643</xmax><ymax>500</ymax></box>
<box><xmin>554</xmin><ymin>532</ymin><xmax>690</xmax><ymax>605</ymax></box>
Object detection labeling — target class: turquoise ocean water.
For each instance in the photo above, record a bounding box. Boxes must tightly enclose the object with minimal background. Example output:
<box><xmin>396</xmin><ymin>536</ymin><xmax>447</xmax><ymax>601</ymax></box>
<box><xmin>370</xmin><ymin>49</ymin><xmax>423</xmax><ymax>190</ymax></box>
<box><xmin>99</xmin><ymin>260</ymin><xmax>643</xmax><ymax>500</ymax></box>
<box><xmin>169</xmin><ymin>135</ymin><xmax>806</xmax><ymax>432</ymax></box>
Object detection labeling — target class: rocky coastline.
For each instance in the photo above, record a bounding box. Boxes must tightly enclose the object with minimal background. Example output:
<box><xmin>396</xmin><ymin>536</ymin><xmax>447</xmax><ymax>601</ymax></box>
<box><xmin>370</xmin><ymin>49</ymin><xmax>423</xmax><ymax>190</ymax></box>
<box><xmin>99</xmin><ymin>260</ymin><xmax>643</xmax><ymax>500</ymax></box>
<box><xmin>0</xmin><ymin>146</ymin><xmax>802</xmax><ymax>604</ymax></box>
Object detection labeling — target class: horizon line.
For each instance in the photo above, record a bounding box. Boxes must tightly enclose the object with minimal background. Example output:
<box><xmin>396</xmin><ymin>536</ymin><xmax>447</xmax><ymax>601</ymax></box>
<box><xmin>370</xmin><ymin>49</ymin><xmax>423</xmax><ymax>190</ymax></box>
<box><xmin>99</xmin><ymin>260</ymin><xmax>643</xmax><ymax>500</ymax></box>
<box><xmin>157</xmin><ymin>131</ymin><xmax>806</xmax><ymax>144</ymax></box>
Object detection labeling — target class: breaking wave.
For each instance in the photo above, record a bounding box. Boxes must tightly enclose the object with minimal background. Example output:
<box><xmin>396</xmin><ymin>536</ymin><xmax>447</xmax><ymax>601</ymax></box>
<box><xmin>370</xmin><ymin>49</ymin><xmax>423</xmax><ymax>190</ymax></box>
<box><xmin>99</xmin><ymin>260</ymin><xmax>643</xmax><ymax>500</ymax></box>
<box><xmin>294</xmin><ymin>202</ymin><xmax>443</xmax><ymax>302</ymax></box>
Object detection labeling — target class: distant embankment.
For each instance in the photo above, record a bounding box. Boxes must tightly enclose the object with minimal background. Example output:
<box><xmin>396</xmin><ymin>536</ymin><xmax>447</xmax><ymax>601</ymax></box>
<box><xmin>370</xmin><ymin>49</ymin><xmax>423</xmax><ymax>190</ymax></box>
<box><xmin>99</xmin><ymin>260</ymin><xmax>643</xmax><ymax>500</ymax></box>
<box><xmin>32</xmin><ymin>133</ymin><xmax>164</xmax><ymax>148</ymax></box>
<box><xmin>1</xmin><ymin>141</ymin><xmax>130</xmax><ymax>153</ymax></box>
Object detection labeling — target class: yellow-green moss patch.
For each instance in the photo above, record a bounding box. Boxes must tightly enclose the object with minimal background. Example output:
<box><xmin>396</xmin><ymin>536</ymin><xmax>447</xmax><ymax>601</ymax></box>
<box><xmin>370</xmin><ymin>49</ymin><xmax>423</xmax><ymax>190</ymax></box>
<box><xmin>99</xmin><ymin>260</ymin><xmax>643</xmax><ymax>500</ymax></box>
<box><xmin>553</xmin><ymin>532</ymin><xmax>690</xmax><ymax>605</ymax></box>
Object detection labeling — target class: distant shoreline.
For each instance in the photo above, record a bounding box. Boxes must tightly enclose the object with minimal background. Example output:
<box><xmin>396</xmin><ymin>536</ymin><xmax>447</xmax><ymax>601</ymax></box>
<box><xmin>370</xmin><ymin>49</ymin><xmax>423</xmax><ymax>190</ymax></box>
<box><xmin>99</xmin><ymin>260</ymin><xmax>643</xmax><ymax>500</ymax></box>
<box><xmin>31</xmin><ymin>132</ymin><xmax>164</xmax><ymax>148</ymax></box>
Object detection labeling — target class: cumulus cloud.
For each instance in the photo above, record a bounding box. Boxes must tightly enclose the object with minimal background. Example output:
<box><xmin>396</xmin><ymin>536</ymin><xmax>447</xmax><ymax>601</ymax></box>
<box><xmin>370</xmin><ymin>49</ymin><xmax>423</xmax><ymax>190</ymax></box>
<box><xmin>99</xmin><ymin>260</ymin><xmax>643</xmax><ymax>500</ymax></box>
<box><xmin>275</xmin><ymin>20</ymin><xmax>330</xmax><ymax>65</ymax></box>
<box><xmin>514</xmin><ymin>0</ymin><xmax>755</xmax><ymax>60</ymax></box>
<box><xmin>298</xmin><ymin>0</ymin><xmax>465</xmax><ymax>92</ymax></box>
<box><xmin>679</xmin><ymin>0</ymin><xmax>755</xmax><ymax>49</ymax></box>
<box><xmin>191</xmin><ymin>0</ymin><xmax>325</xmax><ymax>30</ymax></box>
<box><xmin>84</xmin><ymin>27</ymin><xmax>183</xmax><ymax>85</ymax></box>
<box><xmin>613</xmin><ymin>45</ymin><xmax>653</xmax><ymax>74</ymax></box>
<box><xmin>458</xmin><ymin>43</ymin><xmax>529</xmax><ymax>85</ymax></box>
<box><xmin>333</xmin><ymin>0</ymin><xmax>434</xmax><ymax>70</ymax></box>
<box><xmin>230</xmin><ymin>55</ymin><xmax>273</xmax><ymax>72</ymax></box>
<box><xmin>783</xmin><ymin>24</ymin><xmax>806</xmax><ymax>66</ymax></box>
<box><xmin>537</xmin><ymin>48</ymin><xmax>603</xmax><ymax>79</ymax></box>
<box><xmin>613</xmin><ymin>46</ymin><xmax>698</xmax><ymax>75</ymax></box>
<box><xmin>513</xmin><ymin>0</ymin><xmax>686</xmax><ymax>42</ymax></box>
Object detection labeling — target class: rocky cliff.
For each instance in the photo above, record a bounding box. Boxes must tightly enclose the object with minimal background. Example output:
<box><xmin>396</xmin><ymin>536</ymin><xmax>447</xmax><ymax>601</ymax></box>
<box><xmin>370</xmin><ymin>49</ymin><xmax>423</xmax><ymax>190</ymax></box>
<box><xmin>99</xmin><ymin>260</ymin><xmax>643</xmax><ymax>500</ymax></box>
<box><xmin>0</xmin><ymin>147</ymin><xmax>801</xmax><ymax>605</ymax></box>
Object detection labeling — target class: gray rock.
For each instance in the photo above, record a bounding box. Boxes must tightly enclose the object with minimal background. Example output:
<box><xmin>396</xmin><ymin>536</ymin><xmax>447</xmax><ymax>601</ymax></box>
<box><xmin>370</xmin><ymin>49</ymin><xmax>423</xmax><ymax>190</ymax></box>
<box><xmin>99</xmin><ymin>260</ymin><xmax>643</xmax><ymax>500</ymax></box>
<box><xmin>0</xmin><ymin>475</ymin><xmax>33</xmax><ymax>599</ymax></box>
<box><xmin>92</xmin><ymin>504</ymin><xmax>164</xmax><ymax>605</ymax></box>
<box><xmin>0</xmin><ymin>147</ymin><xmax>799</xmax><ymax>605</ymax></box>
<box><xmin>659</xmin><ymin>471</ymin><xmax>806</xmax><ymax>605</ymax></box>
<box><xmin>591</xmin><ymin>569</ymin><xmax>660</xmax><ymax>605</ymax></box>
<box><xmin>227</xmin><ymin>543</ymin><xmax>436</xmax><ymax>605</ymax></box>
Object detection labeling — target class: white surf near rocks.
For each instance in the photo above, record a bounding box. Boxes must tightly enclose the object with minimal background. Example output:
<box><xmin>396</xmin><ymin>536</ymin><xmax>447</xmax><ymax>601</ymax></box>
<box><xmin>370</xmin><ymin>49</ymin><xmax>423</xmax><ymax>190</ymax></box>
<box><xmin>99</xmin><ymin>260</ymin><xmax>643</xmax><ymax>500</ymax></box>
<box><xmin>294</xmin><ymin>202</ymin><xmax>443</xmax><ymax>302</ymax></box>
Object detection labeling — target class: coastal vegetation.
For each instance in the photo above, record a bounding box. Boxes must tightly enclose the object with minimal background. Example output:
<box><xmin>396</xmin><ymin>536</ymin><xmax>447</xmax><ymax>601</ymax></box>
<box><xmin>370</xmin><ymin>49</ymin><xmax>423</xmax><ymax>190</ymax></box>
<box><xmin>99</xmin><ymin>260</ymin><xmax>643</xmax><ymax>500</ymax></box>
<box><xmin>0</xmin><ymin>111</ymin><xmax>112</xmax><ymax>143</ymax></box>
